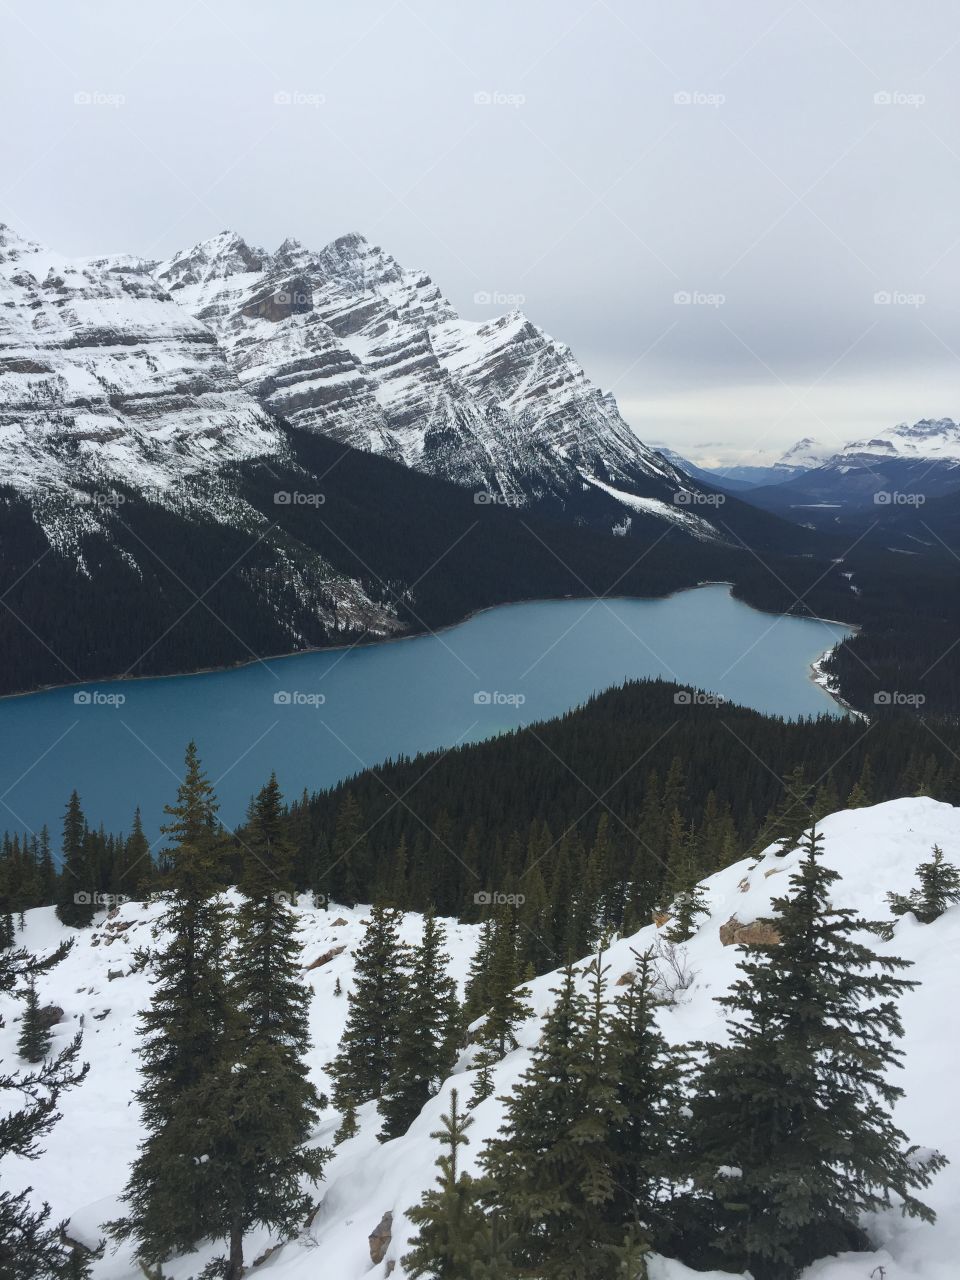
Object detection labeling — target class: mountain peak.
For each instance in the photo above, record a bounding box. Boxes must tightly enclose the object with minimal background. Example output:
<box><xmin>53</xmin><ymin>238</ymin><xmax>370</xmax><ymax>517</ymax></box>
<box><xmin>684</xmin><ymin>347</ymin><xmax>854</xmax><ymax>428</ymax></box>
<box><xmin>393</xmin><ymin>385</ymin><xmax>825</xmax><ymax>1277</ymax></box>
<box><xmin>157</xmin><ymin>230</ymin><xmax>267</xmax><ymax>290</ymax></box>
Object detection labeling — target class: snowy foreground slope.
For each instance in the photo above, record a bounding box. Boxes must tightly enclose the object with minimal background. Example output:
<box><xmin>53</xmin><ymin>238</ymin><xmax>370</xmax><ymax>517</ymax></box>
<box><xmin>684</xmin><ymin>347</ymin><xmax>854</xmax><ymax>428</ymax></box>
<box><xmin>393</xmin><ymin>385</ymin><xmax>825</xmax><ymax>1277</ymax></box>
<box><xmin>3</xmin><ymin>797</ymin><xmax>959</xmax><ymax>1280</ymax></box>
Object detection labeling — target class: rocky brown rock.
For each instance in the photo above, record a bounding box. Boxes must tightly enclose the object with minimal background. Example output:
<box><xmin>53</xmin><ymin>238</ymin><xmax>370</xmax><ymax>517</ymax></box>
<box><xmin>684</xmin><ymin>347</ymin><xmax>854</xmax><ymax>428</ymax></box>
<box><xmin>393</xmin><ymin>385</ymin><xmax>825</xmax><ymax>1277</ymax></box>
<box><xmin>305</xmin><ymin>945</ymin><xmax>346</xmax><ymax>971</ymax></box>
<box><xmin>369</xmin><ymin>1211</ymin><xmax>393</xmax><ymax>1266</ymax></box>
<box><xmin>719</xmin><ymin>916</ymin><xmax>781</xmax><ymax>948</ymax></box>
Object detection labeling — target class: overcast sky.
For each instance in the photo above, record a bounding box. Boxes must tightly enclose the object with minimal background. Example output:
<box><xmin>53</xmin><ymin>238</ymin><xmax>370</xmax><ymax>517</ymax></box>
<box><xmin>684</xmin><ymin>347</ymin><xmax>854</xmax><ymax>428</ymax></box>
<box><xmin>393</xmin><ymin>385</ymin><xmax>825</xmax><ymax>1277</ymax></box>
<box><xmin>2</xmin><ymin>0</ymin><xmax>958</xmax><ymax>463</ymax></box>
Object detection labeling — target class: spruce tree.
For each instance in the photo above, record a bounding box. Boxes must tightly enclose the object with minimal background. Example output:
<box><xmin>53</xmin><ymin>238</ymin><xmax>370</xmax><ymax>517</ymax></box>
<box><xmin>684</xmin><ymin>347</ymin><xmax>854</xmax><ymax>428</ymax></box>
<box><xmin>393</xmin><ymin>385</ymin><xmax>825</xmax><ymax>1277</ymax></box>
<box><xmin>379</xmin><ymin>909</ymin><xmax>461</xmax><ymax>1140</ymax></box>
<box><xmin>463</xmin><ymin>918</ymin><xmax>494</xmax><ymax>1022</ymax></box>
<box><xmin>329</xmin><ymin>904</ymin><xmax>407</xmax><ymax>1114</ymax></box>
<box><xmin>54</xmin><ymin>792</ymin><xmax>94</xmax><ymax>928</ymax></box>
<box><xmin>474</xmin><ymin>912</ymin><xmax>532</xmax><ymax>1056</ymax></box>
<box><xmin>402</xmin><ymin>1089</ymin><xmax>497</xmax><ymax>1279</ymax></box>
<box><xmin>663</xmin><ymin>880</ymin><xmax>709</xmax><ymax>943</ymax></box>
<box><xmin>481</xmin><ymin>962</ymin><xmax>623</xmax><ymax>1279</ymax></box>
<box><xmin>468</xmin><ymin>1047</ymin><xmax>497</xmax><ymax>1108</ymax></box>
<box><xmin>36</xmin><ymin>827</ymin><xmax>56</xmax><ymax>905</ymax></box>
<box><xmin>214</xmin><ymin>775</ymin><xmax>327</xmax><ymax>1277</ymax></box>
<box><xmin>17</xmin><ymin>977</ymin><xmax>51</xmax><ymax>1063</ymax></box>
<box><xmin>888</xmin><ymin>845</ymin><xmax>960</xmax><ymax>924</ymax></box>
<box><xmin>0</xmin><ymin>940</ymin><xmax>90</xmax><ymax>1279</ymax></box>
<box><xmin>687</xmin><ymin>827</ymin><xmax>946</xmax><ymax>1280</ymax></box>
<box><xmin>604</xmin><ymin>949</ymin><xmax>687</xmax><ymax>1255</ymax></box>
<box><xmin>108</xmin><ymin>743</ymin><xmax>235</xmax><ymax>1267</ymax></box>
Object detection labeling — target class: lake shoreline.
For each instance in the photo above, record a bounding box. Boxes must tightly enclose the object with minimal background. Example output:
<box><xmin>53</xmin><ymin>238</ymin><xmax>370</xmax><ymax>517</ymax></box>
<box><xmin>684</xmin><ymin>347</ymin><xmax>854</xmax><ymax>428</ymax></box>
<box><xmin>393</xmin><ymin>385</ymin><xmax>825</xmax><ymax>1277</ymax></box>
<box><xmin>0</xmin><ymin>582</ymin><xmax>859</xmax><ymax>716</ymax></box>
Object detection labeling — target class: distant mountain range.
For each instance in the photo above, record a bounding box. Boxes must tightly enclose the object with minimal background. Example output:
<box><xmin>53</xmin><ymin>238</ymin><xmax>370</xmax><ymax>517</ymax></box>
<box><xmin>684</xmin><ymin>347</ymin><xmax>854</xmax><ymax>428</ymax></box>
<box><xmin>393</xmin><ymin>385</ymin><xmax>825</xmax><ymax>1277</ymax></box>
<box><xmin>739</xmin><ymin>419</ymin><xmax>960</xmax><ymax>525</ymax></box>
<box><xmin>666</xmin><ymin>420</ymin><xmax>960</xmax><ymax>530</ymax></box>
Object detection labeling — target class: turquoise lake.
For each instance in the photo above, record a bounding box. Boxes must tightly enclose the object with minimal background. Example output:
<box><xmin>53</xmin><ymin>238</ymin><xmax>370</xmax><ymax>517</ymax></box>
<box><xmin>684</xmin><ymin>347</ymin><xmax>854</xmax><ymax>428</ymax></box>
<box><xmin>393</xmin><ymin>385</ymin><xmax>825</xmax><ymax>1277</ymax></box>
<box><xmin>0</xmin><ymin>585</ymin><xmax>853</xmax><ymax>839</ymax></box>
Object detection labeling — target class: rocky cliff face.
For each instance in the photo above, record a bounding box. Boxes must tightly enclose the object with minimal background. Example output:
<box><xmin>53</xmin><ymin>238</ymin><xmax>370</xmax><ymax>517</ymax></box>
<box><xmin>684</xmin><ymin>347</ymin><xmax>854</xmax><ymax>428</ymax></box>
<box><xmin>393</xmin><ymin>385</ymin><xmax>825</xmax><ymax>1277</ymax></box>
<box><xmin>0</xmin><ymin>224</ymin><xmax>281</xmax><ymax>495</ymax></box>
<box><xmin>0</xmin><ymin>222</ymin><xmax>397</xmax><ymax>634</ymax></box>
<box><xmin>156</xmin><ymin>229</ymin><xmax>687</xmax><ymax>510</ymax></box>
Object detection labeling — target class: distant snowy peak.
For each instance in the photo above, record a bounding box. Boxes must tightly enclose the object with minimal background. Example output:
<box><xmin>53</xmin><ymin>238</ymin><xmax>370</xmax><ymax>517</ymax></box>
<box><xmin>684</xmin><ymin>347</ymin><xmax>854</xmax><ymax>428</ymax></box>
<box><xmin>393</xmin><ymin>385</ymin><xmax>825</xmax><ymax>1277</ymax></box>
<box><xmin>155</xmin><ymin>228</ymin><xmax>673</xmax><ymax>508</ymax></box>
<box><xmin>838</xmin><ymin>418</ymin><xmax>960</xmax><ymax>463</ymax></box>
<box><xmin>775</xmin><ymin>436</ymin><xmax>832</xmax><ymax>471</ymax></box>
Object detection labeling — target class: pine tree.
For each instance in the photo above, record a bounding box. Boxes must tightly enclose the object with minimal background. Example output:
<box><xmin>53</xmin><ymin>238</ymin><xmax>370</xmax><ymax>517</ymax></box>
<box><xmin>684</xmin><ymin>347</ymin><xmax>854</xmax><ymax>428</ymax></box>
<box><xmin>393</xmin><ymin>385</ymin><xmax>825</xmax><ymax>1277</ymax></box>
<box><xmin>403</xmin><ymin>1089</ymin><xmax>498</xmax><ymax>1279</ymax></box>
<box><xmin>329</xmin><ymin>904</ymin><xmax>407</xmax><ymax>1113</ymax></box>
<box><xmin>481</xmin><ymin>962</ymin><xmax>623</xmax><ymax>1279</ymax></box>
<box><xmin>474</xmin><ymin>912</ymin><xmax>532</xmax><ymax>1056</ymax></box>
<box><xmin>17</xmin><ymin>977</ymin><xmax>51</xmax><ymax>1063</ymax></box>
<box><xmin>108</xmin><ymin>743</ymin><xmax>235</xmax><ymax>1267</ymax></box>
<box><xmin>604</xmin><ymin>949</ymin><xmax>686</xmax><ymax>1256</ymax></box>
<box><xmin>0</xmin><ymin>939</ymin><xmax>90</xmax><ymax>1279</ymax></box>
<box><xmin>55</xmin><ymin>792</ymin><xmax>94</xmax><ymax>928</ymax></box>
<box><xmin>662</xmin><ymin>883</ymin><xmax>709</xmax><ymax>942</ymax></box>
<box><xmin>888</xmin><ymin>845</ymin><xmax>960</xmax><ymax>924</ymax></box>
<box><xmin>463</xmin><ymin>918</ymin><xmax>494</xmax><ymax>1022</ymax></box>
<box><xmin>687</xmin><ymin>827</ymin><xmax>946</xmax><ymax>1280</ymax></box>
<box><xmin>214</xmin><ymin>775</ymin><xmax>327</xmax><ymax>1278</ymax></box>
<box><xmin>36</xmin><ymin>827</ymin><xmax>56</xmax><ymax>905</ymax></box>
<box><xmin>120</xmin><ymin>807</ymin><xmax>152</xmax><ymax>901</ymax></box>
<box><xmin>468</xmin><ymin>1045</ymin><xmax>497</xmax><ymax>1108</ymax></box>
<box><xmin>846</xmin><ymin>756</ymin><xmax>875</xmax><ymax>808</ymax></box>
<box><xmin>330</xmin><ymin>792</ymin><xmax>369</xmax><ymax>906</ymax></box>
<box><xmin>379</xmin><ymin>909</ymin><xmax>461</xmax><ymax>1140</ymax></box>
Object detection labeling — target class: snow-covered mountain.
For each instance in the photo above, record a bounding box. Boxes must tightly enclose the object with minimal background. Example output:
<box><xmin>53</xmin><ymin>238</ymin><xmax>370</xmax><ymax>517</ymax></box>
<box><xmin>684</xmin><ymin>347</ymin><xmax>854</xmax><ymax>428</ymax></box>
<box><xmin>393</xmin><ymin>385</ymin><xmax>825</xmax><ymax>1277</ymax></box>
<box><xmin>7</xmin><ymin>797</ymin><xmax>958</xmax><ymax>1280</ymax></box>
<box><xmin>0</xmin><ymin>223</ymin><xmax>287</xmax><ymax>551</ymax></box>
<box><xmin>772</xmin><ymin>435</ymin><xmax>829</xmax><ymax>471</ymax></box>
<box><xmin>154</xmin><ymin>229</ymin><xmax>682</xmax><ymax>510</ymax></box>
<box><xmin>834</xmin><ymin>418</ymin><xmax>960</xmax><ymax>465</ymax></box>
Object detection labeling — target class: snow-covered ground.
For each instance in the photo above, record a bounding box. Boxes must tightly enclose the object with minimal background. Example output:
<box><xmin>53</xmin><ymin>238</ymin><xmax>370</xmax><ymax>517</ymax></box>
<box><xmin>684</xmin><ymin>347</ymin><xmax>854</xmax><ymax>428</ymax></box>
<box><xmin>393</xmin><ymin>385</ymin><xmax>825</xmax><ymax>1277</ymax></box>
<box><xmin>3</xmin><ymin>797</ymin><xmax>958</xmax><ymax>1279</ymax></box>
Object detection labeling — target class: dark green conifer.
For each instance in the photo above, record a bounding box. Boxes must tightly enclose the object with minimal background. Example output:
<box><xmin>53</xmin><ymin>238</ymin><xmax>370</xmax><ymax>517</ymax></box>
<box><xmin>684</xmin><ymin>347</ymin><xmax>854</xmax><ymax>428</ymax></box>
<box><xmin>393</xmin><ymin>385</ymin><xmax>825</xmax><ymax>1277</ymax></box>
<box><xmin>379</xmin><ymin>909</ymin><xmax>461</xmax><ymax>1140</ymax></box>
<box><xmin>215</xmin><ymin>774</ymin><xmax>327</xmax><ymax>1277</ymax></box>
<box><xmin>108</xmin><ymin>743</ymin><xmax>234</xmax><ymax>1267</ymax></box>
<box><xmin>687</xmin><ymin>827</ymin><xmax>946</xmax><ymax>1280</ymax></box>
<box><xmin>54</xmin><ymin>793</ymin><xmax>94</xmax><ymax>928</ymax></box>
<box><xmin>888</xmin><ymin>845</ymin><xmax>960</xmax><ymax>924</ymax></box>
<box><xmin>403</xmin><ymin>1089</ymin><xmax>495</xmax><ymax>1279</ymax></box>
<box><xmin>17</xmin><ymin>977</ymin><xmax>51</xmax><ymax>1063</ymax></box>
<box><xmin>329</xmin><ymin>904</ymin><xmax>406</xmax><ymax>1110</ymax></box>
<box><xmin>481</xmin><ymin>961</ymin><xmax>623</xmax><ymax>1279</ymax></box>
